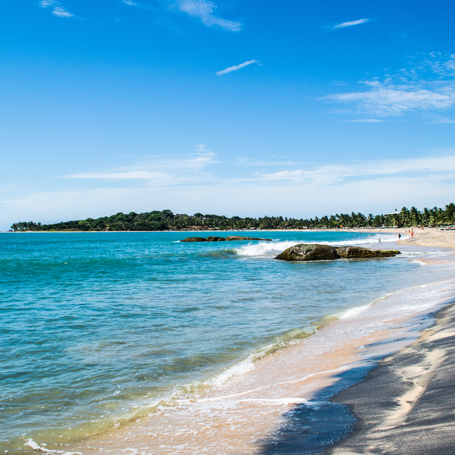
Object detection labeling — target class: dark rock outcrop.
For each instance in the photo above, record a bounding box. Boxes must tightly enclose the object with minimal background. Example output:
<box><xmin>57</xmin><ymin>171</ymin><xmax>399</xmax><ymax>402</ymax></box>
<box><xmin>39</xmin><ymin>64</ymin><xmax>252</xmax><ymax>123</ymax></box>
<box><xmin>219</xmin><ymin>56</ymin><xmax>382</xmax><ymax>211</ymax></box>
<box><xmin>206</xmin><ymin>236</ymin><xmax>225</xmax><ymax>242</ymax></box>
<box><xmin>336</xmin><ymin>246</ymin><xmax>400</xmax><ymax>258</ymax></box>
<box><xmin>275</xmin><ymin>244</ymin><xmax>339</xmax><ymax>261</ymax></box>
<box><xmin>275</xmin><ymin>244</ymin><xmax>401</xmax><ymax>261</ymax></box>
<box><xmin>180</xmin><ymin>237</ymin><xmax>207</xmax><ymax>242</ymax></box>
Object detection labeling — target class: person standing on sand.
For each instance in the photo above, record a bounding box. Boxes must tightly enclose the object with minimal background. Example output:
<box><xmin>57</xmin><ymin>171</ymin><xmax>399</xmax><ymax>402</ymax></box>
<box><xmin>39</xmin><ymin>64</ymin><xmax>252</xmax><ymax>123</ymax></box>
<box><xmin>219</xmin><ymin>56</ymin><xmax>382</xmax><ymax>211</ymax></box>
<box><xmin>398</xmin><ymin>233</ymin><xmax>401</xmax><ymax>239</ymax></box>
<box><xmin>379</xmin><ymin>238</ymin><xmax>381</xmax><ymax>242</ymax></box>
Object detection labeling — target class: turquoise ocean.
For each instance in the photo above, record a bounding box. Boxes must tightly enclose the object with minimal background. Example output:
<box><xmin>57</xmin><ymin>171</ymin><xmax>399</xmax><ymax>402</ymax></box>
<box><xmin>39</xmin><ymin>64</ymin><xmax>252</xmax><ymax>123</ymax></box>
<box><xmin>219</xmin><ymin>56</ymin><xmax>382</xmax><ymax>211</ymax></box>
<box><xmin>1</xmin><ymin>231</ymin><xmax>454</xmax><ymax>453</ymax></box>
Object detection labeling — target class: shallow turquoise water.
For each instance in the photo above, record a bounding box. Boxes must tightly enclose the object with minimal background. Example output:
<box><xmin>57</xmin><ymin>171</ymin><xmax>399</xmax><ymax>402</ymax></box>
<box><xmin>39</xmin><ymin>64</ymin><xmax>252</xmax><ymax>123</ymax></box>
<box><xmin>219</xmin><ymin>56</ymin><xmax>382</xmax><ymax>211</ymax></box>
<box><xmin>0</xmin><ymin>231</ymin><xmax>449</xmax><ymax>451</ymax></box>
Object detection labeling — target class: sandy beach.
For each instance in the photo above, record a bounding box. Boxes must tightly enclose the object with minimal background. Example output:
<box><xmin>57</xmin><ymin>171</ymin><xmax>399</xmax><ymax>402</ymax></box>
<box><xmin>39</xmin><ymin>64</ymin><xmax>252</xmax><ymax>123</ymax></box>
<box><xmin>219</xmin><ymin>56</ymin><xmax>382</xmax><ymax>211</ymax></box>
<box><xmin>326</xmin><ymin>301</ymin><xmax>455</xmax><ymax>455</ymax></box>
<box><xmin>320</xmin><ymin>230</ymin><xmax>455</xmax><ymax>454</ymax></box>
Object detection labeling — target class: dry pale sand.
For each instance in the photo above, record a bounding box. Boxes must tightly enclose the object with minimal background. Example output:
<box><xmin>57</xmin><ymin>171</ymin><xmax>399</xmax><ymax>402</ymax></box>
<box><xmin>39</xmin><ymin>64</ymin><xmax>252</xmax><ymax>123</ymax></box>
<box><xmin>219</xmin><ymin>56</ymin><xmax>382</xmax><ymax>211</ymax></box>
<box><xmin>398</xmin><ymin>229</ymin><xmax>455</xmax><ymax>249</ymax></box>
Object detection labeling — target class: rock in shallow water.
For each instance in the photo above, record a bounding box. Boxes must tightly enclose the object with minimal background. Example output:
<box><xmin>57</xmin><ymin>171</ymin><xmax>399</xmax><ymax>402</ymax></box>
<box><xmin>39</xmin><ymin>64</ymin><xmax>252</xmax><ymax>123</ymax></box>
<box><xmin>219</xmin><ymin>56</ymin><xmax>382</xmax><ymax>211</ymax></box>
<box><xmin>275</xmin><ymin>244</ymin><xmax>401</xmax><ymax>261</ymax></box>
<box><xmin>275</xmin><ymin>244</ymin><xmax>339</xmax><ymax>261</ymax></box>
<box><xmin>336</xmin><ymin>246</ymin><xmax>400</xmax><ymax>258</ymax></box>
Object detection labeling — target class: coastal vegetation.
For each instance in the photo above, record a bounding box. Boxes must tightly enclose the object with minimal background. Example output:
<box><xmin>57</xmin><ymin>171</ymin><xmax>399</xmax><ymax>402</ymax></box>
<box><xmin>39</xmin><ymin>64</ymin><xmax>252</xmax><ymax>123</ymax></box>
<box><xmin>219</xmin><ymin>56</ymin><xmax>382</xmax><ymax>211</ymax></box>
<box><xmin>10</xmin><ymin>203</ymin><xmax>455</xmax><ymax>232</ymax></box>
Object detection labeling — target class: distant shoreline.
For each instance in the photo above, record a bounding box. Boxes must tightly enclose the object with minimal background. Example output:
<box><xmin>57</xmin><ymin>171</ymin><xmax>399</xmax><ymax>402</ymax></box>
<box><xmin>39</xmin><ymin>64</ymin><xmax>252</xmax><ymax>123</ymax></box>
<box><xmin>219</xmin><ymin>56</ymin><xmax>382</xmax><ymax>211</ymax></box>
<box><xmin>4</xmin><ymin>226</ymin><xmax>454</xmax><ymax>249</ymax></box>
<box><xmin>0</xmin><ymin>227</ymin><xmax>415</xmax><ymax>234</ymax></box>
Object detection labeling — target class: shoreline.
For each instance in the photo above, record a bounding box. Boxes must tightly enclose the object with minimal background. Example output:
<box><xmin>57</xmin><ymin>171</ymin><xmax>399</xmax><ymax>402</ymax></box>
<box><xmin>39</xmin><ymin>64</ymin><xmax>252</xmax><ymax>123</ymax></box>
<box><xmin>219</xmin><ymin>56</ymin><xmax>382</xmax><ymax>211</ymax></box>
<box><xmin>59</xmin><ymin>263</ymin><xmax>455</xmax><ymax>455</ymax></box>
<box><xmin>9</xmin><ymin>232</ymin><xmax>455</xmax><ymax>454</ymax></box>
<box><xmin>325</xmin><ymin>299</ymin><xmax>455</xmax><ymax>454</ymax></box>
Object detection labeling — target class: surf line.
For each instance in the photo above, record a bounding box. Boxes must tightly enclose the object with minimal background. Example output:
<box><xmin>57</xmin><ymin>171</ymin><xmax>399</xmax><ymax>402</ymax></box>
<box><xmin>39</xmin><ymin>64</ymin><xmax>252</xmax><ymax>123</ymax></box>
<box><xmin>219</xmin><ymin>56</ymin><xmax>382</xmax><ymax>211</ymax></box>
<box><xmin>175</xmin><ymin>364</ymin><xmax>358</xmax><ymax>405</ymax></box>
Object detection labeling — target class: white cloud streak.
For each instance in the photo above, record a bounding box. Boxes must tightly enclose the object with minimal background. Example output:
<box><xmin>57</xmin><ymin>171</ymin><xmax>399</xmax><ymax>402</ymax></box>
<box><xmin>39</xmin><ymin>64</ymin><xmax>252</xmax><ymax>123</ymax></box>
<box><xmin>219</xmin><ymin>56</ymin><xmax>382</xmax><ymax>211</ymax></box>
<box><xmin>322</xmin><ymin>54</ymin><xmax>455</xmax><ymax>118</ymax></box>
<box><xmin>333</xmin><ymin>18</ymin><xmax>370</xmax><ymax>29</ymax></box>
<box><xmin>217</xmin><ymin>60</ymin><xmax>258</xmax><ymax>76</ymax></box>
<box><xmin>325</xmin><ymin>81</ymin><xmax>455</xmax><ymax>116</ymax></box>
<box><xmin>66</xmin><ymin>171</ymin><xmax>171</xmax><ymax>180</ymax></box>
<box><xmin>178</xmin><ymin>0</ymin><xmax>241</xmax><ymax>31</ymax></box>
<box><xmin>63</xmin><ymin>150</ymin><xmax>217</xmax><ymax>182</ymax></box>
<box><xmin>254</xmin><ymin>156</ymin><xmax>455</xmax><ymax>184</ymax></box>
<box><xmin>39</xmin><ymin>0</ymin><xmax>74</xmax><ymax>18</ymax></box>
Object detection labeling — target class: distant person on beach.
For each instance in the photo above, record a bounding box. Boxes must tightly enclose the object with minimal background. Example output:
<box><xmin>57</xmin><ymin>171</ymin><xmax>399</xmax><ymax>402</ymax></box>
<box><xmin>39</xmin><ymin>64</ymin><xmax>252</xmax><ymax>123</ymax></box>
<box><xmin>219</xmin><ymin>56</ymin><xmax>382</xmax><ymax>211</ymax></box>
<box><xmin>379</xmin><ymin>238</ymin><xmax>381</xmax><ymax>242</ymax></box>
<box><xmin>398</xmin><ymin>233</ymin><xmax>401</xmax><ymax>239</ymax></box>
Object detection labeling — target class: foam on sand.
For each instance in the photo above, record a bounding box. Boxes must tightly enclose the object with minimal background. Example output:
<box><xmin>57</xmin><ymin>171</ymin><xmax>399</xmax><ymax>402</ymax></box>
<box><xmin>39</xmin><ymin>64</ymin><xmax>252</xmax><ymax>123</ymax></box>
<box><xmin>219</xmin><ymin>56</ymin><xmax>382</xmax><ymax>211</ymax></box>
<box><xmin>25</xmin><ymin>439</ymin><xmax>82</xmax><ymax>454</ymax></box>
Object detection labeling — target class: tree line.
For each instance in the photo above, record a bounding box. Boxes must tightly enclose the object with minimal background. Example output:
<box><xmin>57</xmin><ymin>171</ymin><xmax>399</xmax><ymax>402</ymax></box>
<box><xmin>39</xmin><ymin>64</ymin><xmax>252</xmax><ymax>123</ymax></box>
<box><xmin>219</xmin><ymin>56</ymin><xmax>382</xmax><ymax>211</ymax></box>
<box><xmin>10</xmin><ymin>203</ymin><xmax>455</xmax><ymax>232</ymax></box>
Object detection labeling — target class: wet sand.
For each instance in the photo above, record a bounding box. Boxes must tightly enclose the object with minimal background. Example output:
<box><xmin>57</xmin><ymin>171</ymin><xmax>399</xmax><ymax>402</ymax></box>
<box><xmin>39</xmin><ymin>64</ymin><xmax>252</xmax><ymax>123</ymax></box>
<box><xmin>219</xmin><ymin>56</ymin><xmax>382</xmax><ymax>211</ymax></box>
<box><xmin>325</xmin><ymin>301</ymin><xmax>455</xmax><ymax>455</ymax></box>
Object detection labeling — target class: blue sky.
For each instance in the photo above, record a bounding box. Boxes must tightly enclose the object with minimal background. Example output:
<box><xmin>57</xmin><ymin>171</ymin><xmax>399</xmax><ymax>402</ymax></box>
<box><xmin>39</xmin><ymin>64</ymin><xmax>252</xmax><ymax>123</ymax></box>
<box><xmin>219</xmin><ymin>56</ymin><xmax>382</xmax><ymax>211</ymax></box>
<box><xmin>1</xmin><ymin>0</ymin><xmax>455</xmax><ymax>228</ymax></box>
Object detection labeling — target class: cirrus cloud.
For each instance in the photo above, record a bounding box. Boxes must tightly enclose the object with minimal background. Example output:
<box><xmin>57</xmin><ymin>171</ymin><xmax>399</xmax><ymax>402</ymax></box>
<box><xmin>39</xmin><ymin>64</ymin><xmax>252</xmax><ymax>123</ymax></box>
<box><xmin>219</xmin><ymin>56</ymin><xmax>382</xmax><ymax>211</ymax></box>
<box><xmin>177</xmin><ymin>0</ymin><xmax>241</xmax><ymax>31</ymax></box>
<box><xmin>321</xmin><ymin>54</ymin><xmax>455</xmax><ymax>118</ymax></box>
<box><xmin>39</xmin><ymin>0</ymin><xmax>74</xmax><ymax>18</ymax></box>
<box><xmin>216</xmin><ymin>60</ymin><xmax>258</xmax><ymax>76</ymax></box>
<box><xmin>333</xmin><ymin>18</ymin><xmax>370</xmax><ymax>29</ymax></box>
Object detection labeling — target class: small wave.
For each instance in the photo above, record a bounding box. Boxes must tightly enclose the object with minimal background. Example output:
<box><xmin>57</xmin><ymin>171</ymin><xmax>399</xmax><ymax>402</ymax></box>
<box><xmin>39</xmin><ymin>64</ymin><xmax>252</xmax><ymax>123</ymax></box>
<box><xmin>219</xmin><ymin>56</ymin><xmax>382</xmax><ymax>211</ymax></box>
<box><xmin>206</xmin><ymin>357</ymin><xmax>255</xmax><ymax>387</ymax></box>
<box><xmin>25</xmin><ymin>439</ymin><xmax>82</xmax><ymax>454</ymax></box>
<box><xmin>399</xmin><ymin>250</ymin><xmax>448</xmax><ymax>258</ymax></box>
<box><xmin>250</xmin><ymin>327</ymin><xmax>317</xmax><ymax>361</ymax></box>
<box><xmin>235</xmin><ymin>240</ymin><xmax>300</xmax><ymax>258</ymax></box>
<box><xmin>235</xmin><ymin>234</ymin><xmax>401</xmax><ymax>259</ymax></box>
<box><xmin>205</xmin><ymin>326</ymin><xmax>317</xmax><ymax>388</ymax></box>
<box><xmin>338</xmin><ymin>302</ymin><xmax>373</xmax><ymax>320</ymax></box>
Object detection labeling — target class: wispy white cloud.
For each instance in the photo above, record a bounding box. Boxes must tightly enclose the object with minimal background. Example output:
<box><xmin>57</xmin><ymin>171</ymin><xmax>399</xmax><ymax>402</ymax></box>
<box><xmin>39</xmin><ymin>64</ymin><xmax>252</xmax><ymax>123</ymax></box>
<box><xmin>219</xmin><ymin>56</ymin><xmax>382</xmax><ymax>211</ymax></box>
<box><xmin>333</xmin><ymin>18</ymin><xmax>370</xmax><ymax>29</ymax></box>
<box><xmin>321</xmin><ymin>54</ymin><xmax>455</xmax><ymax>118</ymax></box>
<box><xmin>63</xmin><ymin>150</ymin><xmax>217</xmax><ymax>182</ymax></box>
<box><xmin>431</xmin><ymin>118</ymin><xmax>455</xmax><ymax>124</ymax></box>
<box><xmin>123</xmin><ymin>0</ymin><xmax>137</xmax><ymax>5</ymax></box>
<box><xmin>344</xmin><ymin>119</ymin><xmax>384</xmax><ymax>123</ymax></box>
<box><xmin>254</xmin><ymin>156</ymin><xmax>455</xmax><ymax>184</ymax></box>
<box><xmin>217</xmin><ymin>59</ymin><xmax>257</xmax><ymax>76</ymax></box>
<box><xmin>177</xmin><ymin>0</ymin><xmax>241</xmax><ymax>31</ymax></box>
<box><xmin>66</xmin><ymin>171</ymin><xmax>171</xmax><ymax>180</ymax></box>
<box><xmin>39</xmin><ymin>0</ymin><xmax>74</xmax><ymax>18</ymax></box>
<box><xmin>324</xmin><ymin>80</ymin><xmax>455</xmax><ymax>117</ymax></box>
<box><xmin>52</xmin><ymin>6</ymin><xmax>74</xmax><ymax>17</ymax></box>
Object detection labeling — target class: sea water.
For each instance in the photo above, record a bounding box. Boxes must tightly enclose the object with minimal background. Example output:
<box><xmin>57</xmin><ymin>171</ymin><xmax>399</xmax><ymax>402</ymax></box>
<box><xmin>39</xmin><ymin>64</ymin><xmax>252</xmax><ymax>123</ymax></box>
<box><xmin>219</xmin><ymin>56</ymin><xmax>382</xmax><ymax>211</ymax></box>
<box><xmin>0</xmin><ymin>231</ymin><xmax>454</xmax><ymax>453</ymax></box>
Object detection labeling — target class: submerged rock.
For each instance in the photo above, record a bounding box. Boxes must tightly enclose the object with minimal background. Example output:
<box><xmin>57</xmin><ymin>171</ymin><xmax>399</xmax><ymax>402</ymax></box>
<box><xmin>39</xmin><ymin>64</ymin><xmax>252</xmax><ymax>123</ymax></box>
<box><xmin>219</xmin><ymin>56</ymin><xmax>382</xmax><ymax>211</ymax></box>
<box><xmin>275</xmin><ymin>244</ymin><xmax>401</xmax><ymax>261</ymax></box>
<box><xmin>275</xmin><ymin>244</ymin><xmax>339</xmax><ymax>261</ymax></box>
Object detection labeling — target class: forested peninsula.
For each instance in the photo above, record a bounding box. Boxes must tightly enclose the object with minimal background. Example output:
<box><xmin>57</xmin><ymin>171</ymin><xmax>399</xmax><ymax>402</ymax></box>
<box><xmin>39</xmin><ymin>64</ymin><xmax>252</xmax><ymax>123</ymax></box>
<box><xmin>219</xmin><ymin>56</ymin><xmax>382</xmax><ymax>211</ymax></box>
<box><xmin>10</xmin><ymin>204</ymin><xmax>455</xmax><ymax>232</ymax></box>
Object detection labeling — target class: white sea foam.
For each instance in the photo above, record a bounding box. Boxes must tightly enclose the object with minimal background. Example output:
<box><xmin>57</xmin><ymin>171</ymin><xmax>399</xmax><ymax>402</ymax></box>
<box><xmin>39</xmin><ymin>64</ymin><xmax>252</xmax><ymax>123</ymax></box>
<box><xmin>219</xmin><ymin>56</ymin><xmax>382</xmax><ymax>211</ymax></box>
<box><xmin>206</xmin><ymin>357</ymin><xmax>255</xmax><ymax>387</ymax></box>
<box><xmin>25</xmin><ymin>439</ymin><xmax>82</xmax><ymax>454</ymax></box>
<box><xmin>338</xmin><ymin>303</ymin><xmax>372</xmax><ymax>320</ymax></box>
<box><xmin>235</xmin><ymin>234</ymin><xmax>402</xmax><ymax>258</ymax></box>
